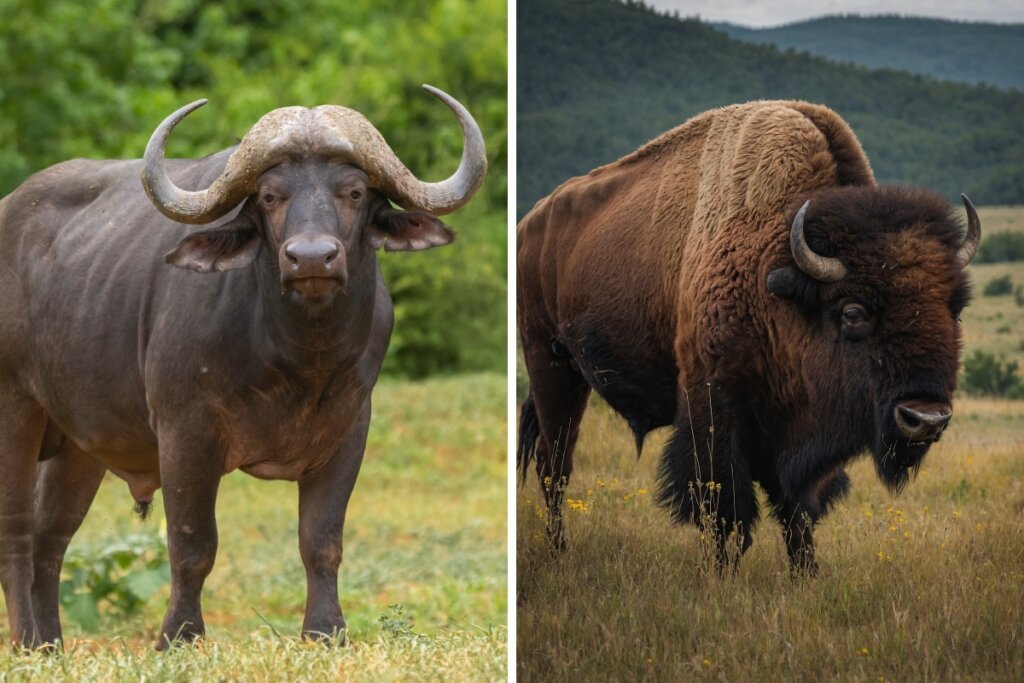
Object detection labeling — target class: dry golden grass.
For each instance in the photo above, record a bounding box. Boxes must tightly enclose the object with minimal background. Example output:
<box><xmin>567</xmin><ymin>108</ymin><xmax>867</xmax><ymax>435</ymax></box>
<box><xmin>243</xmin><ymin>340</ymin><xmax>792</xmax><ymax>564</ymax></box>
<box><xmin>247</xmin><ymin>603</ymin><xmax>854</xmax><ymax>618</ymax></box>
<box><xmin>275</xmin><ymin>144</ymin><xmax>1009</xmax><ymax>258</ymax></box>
<box><xmin>517</xmin><ymin>206</ymin><xmax>1024</xmax><ymax>682</ymax></box>
<box><xmin>517</xmin><ymin>398</ymin><xmax>1024</xmax><ymax>681</ymax></box>
<box><xmin>977</xmin><ymin>206</ymin><xmax>1024</xmax><ymax>235</ymax></box>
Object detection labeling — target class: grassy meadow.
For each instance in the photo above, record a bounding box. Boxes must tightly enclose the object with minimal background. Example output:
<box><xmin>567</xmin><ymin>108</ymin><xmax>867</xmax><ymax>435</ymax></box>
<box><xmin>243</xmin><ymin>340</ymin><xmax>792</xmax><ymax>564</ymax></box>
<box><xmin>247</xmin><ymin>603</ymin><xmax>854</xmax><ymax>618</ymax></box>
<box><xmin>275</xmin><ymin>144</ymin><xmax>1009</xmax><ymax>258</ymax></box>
<box><xmin>0</xmin><ymin>374</ymin><xmax>507</xmax><ymax>681</ymax></box>
<box><xmin>517</xmin><ymin>206</ymin><xmax>1024</xmax><ymax>681</ymax></box>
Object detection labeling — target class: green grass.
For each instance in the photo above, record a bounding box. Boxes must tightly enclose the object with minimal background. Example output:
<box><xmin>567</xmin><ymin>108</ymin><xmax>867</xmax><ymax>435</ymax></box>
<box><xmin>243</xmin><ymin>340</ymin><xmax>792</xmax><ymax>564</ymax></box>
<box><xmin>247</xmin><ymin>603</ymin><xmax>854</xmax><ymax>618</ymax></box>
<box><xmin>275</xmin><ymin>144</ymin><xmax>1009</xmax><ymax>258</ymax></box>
<box><xmin>1</xmin><ymin>373</ymin><xmax>507</xmax><ymax>681</ymax></box>
<box><xmin>516</xmin><ymin>206</ymin><xmax>1024</xmax><ymax>682</ymax></box>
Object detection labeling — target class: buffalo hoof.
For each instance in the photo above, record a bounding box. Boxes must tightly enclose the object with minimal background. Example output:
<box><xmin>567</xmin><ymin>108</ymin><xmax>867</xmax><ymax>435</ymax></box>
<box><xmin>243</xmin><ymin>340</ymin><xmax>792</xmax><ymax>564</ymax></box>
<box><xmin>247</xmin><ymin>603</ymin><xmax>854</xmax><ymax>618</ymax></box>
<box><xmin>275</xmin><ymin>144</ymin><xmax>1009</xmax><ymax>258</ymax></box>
<box><xmin>155</xmin><ymin>624</ymin><xmax>205</xmax><ymax>651</ymax></box>
<box><xmin>302</xmin><ymin>627</ymin><xmax>349</xmax><ymax>646</ymax></box>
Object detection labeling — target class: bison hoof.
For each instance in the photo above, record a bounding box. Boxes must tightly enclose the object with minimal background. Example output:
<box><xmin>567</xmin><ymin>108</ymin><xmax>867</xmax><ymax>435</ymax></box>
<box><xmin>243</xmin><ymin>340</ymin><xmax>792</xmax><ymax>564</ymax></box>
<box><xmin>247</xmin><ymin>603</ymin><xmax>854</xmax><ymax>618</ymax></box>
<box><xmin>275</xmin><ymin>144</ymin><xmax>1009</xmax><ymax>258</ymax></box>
<box><xmin>788</xmin><ymin>553</ymin><xmax>819</xmax><ymax>578</ymax></box>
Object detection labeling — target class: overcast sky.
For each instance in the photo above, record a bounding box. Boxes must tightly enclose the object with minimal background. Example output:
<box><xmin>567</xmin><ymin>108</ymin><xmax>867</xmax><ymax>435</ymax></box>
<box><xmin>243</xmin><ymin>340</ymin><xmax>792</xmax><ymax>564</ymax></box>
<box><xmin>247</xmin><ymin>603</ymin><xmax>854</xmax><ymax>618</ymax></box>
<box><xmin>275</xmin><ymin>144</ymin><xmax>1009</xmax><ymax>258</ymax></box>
<box><xmin>644</xmin><ymin>0</ymin><xmax>1024</xmax><ymax>27</ymax></box>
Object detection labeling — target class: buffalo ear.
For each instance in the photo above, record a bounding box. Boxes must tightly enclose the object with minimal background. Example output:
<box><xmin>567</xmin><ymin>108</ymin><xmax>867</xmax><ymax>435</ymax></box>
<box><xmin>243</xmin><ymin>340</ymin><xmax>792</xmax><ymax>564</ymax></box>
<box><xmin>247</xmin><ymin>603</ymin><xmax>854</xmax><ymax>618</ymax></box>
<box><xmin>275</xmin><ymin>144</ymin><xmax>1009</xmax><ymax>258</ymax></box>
<box><xmin>767</xmin><ymin>267</ymin><xmax>800</xmax><ymax>298</ymax></box>
<box><xmin>366</xmin><ymin>206</ymin><xmax>455</xmax><ymax>252</ymax></box>
<box><xmin>165</xmin><ymin>219</ymin><xmax>262</xmax><ymax>273</ymax></box>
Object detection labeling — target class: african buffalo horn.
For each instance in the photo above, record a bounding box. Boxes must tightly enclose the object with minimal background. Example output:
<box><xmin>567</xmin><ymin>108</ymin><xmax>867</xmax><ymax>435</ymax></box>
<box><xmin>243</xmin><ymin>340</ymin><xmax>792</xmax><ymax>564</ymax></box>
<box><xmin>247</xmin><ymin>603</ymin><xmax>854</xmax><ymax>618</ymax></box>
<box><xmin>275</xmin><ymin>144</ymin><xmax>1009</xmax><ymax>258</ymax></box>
<box><xmin>790</xmin><ymin>200</ymin><xmax>847</xmax><ymax>283</ymax></box>
<box><xmin>956</xmin><ymin>194</ymin><xmax>981</xmax><ymax>268</ymax></box>
<box><xmin>314</xmin><ymin>84</ymin><xmax>488</xmax><ymax>216</ymax></box>
<box><xmin>142</xmin><ymin>85</ymin><xmax>487</xmax><ymax>224</ymax></box>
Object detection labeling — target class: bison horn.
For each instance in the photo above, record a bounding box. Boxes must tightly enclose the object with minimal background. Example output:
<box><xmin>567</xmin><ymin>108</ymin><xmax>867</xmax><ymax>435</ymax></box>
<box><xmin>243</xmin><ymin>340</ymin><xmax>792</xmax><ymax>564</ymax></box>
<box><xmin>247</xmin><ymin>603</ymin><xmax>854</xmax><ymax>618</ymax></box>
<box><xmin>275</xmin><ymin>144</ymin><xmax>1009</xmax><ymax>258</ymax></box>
<box><xmin>956</xmin><ymin>194</ymin><xmax>981</xmax><ymax>268</ymax></box>
<box><xmin>790</xmin><ymin>200</ymin><xmax>847</xmax><ymax>283</ymax></box>
<box><xmin>142</xmin><ymin>86</ymin><xmax>487</xmax><ymax>225</ymax></box>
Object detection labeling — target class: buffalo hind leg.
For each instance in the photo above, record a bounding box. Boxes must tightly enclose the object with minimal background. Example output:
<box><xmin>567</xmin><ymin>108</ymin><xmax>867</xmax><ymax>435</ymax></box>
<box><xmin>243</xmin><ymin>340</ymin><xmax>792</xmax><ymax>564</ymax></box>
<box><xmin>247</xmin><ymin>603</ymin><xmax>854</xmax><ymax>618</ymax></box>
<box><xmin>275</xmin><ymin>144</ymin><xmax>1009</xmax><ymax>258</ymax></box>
<box><xmin>519</xmin><ymin>338</ymin><xmax>591</xmax><ymax>551</ymax></box>
<box><xmin>656</xmin><ymin>383</ymin><xmax>758</xmax><ymax>571</ymax></box>
<box><xmin>296</xmin><ymin>405</ymin><xmax>370</xmax><ymax>643</ymax></box>
<box><xmin>765</xmin><ymin>467</ymin><xmax>850</xmax><ymax>575</ymax></box>
<box><xmin>155</xmin><ymin>427</ymin><xmax>221</xmax><ymax>650</ymax></box>
<box><xmin>32</xmin><ymin>443</ymin><xmax>107</xmax><ymax>647</ymax></box>
<box><xmin>0</xmin><ymin>397</ymin><xmax>47</xmax><ymax>648</ymax></box>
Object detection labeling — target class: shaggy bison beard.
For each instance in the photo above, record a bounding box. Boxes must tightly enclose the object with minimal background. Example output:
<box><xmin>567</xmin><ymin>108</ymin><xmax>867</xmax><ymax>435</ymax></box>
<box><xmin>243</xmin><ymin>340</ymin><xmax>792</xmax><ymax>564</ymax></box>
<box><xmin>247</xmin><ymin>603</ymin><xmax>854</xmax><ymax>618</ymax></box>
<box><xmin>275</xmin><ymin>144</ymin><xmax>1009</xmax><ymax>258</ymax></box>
<box><xmin>655</xmin><ymin>373</ymin><xmax>950</xmax><ymax>554</ymax></box>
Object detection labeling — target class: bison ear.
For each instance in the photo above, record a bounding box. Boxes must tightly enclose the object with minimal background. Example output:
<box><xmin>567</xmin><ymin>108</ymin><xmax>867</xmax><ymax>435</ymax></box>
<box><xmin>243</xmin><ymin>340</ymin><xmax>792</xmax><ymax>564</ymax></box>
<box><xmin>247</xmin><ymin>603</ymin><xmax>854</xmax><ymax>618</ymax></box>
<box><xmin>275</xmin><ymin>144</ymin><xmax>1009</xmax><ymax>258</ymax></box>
<box><xmin>767</xmin><ymin>267</ymin><xmax>800</xmax><ymax>298</ymax></box>
<box><xmin>165</xmin><ymin>218</ymin><xmax>262</xmax><ymax>273</ymax></box>
<box><xmin>366</xmin><ymin>206</ymin><xmax>455</xmax><ymax>252</ymax></box>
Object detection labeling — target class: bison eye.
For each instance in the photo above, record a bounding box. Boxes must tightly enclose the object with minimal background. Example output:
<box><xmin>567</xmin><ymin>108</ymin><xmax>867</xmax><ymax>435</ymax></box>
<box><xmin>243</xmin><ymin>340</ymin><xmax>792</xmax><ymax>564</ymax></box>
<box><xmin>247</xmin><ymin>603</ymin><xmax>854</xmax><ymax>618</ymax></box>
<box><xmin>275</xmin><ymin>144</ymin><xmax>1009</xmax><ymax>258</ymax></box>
<box><xmin>843</xmin><ymin>305</ymin><xmax>866</xmax><ymax>324</ymax></box>
<box><xmin>840</xmin><ymin>302</ymin><xmax>872</xmax><ymax>341</ymax></box>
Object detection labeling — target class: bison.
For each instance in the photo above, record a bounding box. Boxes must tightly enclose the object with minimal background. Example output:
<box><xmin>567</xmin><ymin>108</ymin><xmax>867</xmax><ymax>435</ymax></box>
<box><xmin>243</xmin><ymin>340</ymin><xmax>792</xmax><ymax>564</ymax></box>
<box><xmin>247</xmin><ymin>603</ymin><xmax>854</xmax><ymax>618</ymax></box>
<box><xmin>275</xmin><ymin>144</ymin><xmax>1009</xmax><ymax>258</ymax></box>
<box><xmin>0</xmin><ymin>85</ymin><xmax>486</xmax><ymax>648</ymax></box>
<box><xmin>517</xmin><ymin>100</ymin><xmax>978</xmax><ymax>572</ymax></box>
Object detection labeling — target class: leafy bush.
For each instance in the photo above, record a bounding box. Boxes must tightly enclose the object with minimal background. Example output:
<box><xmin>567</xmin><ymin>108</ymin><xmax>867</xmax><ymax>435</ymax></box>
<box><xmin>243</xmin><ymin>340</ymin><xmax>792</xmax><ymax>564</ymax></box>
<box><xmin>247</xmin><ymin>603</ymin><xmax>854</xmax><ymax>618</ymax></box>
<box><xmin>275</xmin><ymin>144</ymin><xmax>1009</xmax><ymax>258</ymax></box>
<box><xmin>976</xmin><ymin>232</ymin><xmax>1024</xmax><ymax>263</ymax></box>
<box><xmin>960</xmin><ymin>349</ymin><xmax>1024</xmax><ymax>398</ymax></box>
<box><xmin>59</xmin><ymin>533</ymin><xmax>170</xmax><ymax>632</ymax></box>
<box><xmin>982</xmin><ymin>274</ymin><xmax>1014</xmax><ymax>296</ymax></box>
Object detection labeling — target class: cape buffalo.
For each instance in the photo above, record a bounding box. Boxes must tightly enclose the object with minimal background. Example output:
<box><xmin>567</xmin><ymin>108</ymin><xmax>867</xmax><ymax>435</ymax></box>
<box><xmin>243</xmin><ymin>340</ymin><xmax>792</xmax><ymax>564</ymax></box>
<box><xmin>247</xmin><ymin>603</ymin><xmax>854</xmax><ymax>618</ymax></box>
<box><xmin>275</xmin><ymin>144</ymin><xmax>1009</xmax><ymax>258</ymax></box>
<box><xmin>0</xmin><ymin>85</ymin><xmax>486</xmax><ymax>648</ymax></box>
<box><xmin>517</xmin><ymin>100</ymin><xmax>978</xmax><ymax>571</ymax></box>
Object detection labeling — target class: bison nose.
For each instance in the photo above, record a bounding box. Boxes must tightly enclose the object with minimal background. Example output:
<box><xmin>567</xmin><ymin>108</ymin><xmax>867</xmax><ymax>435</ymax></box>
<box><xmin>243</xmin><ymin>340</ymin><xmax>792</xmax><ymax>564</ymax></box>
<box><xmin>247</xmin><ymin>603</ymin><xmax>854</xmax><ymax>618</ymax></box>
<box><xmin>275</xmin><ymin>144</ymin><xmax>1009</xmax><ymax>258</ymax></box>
<box><xmin>894</xmin><ymin>402</ymin><xmax>951</xmax><ymax>442</ymax></box>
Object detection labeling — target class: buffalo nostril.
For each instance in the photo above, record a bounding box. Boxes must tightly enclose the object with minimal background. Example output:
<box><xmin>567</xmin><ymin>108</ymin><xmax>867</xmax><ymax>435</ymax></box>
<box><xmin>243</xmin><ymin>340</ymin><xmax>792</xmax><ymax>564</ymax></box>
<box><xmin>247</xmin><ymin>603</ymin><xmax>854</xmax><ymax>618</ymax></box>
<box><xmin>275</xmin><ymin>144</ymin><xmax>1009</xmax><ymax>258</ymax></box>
<box><xmin>324</xmin><ymin>245</ymin><xmax>339</xmax><ymax>265</ymax></box>
<box><xmin>894</xmin><ymin>403</ymin><xmax>951</xmax><ymax>441</ymax></box>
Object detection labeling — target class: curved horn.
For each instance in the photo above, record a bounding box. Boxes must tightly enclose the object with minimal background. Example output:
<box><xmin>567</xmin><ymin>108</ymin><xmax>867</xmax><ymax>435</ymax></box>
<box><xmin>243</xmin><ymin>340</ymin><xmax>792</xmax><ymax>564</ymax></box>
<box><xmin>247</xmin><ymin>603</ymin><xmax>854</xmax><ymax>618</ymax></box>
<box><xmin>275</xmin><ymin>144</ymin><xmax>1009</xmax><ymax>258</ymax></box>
<box><xmin>790</xmin><ymin>200</ymin><xmax>847</xmax><ymax>283</ymax></box>
<box><xmin>142</xmin><ymin>100</ymin><xmax>305</xmax><ymax>225</ymax></box>
<box><xmin>141</xmin><ymin>99</ymin><xmax>219</xmax><ymax>224</ymax></box>
<box><xmin>314</xmin><ymin>84</ymin><xmax>487</xmax><ymax>215</ymax></box>
<box><xmin>956</xmin><ymin>194</ymin><xmax>981</xmax><ymax>268</ymax></box>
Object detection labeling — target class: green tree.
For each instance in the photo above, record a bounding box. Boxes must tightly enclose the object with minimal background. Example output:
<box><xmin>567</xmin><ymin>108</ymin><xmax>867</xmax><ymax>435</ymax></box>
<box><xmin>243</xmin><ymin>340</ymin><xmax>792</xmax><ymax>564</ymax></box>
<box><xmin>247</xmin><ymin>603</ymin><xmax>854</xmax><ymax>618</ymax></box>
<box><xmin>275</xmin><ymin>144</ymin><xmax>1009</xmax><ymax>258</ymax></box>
<box><xmin>0</xmin><ymin>0</ymin><xmax>507</xmax><ymax>377</ymax></box>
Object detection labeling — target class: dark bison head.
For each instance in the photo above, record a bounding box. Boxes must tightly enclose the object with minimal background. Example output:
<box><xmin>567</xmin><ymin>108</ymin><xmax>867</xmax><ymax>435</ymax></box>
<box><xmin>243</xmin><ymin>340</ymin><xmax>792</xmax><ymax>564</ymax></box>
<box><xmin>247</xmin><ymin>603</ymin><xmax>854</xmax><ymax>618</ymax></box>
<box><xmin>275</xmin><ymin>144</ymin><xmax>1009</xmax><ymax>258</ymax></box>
<box><xmin>767</xmin><ymin>186</ymin><xmax>979</xmax><ymax>491</ymax></box>
<box><xmin>140</xmin><ymin>86</ymin><xmax>486</xmax><ymax>309</ymax></box>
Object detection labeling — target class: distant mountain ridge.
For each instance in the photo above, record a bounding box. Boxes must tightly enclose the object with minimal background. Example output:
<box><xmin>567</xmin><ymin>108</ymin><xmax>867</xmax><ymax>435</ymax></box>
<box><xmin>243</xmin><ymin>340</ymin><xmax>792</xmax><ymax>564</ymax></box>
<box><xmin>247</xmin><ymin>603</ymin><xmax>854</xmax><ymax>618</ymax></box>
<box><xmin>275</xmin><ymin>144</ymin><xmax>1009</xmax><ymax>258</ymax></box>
<box><xmin>715</xmin><ymin>16</ymin><xmax>1024</xmax><ymax>91</ymax></box>
<box><xmin>517</xmin><ymin>0</ymin><xmax>1024</xmax><ymax>217</ymax></box>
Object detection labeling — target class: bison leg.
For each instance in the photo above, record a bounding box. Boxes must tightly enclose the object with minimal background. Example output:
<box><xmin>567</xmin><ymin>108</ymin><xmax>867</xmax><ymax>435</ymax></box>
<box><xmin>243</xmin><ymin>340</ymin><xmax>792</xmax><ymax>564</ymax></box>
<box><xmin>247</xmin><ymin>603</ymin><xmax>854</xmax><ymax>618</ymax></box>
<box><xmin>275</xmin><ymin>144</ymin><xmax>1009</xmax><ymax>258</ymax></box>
<box><xmin>155</xmin><ymin>431</ymin><xmax>221</xmax><ymax>650</ymax></box>
<box><xmin>520</xmin><ymin>338</ymin><xmax>591</xmax><ymax>551</ymax></box>
<box><xmin>296</xmin><ymin>406</ymin><xmax>369</xmax><ymax>643</ymax></box>
<box><xmin>765</xmin><ymin>468</ymin><xmax>850</xmax><ymax>575</ymax></box>
<box><xmin>32</xmin><ymin>444</ymin><xmax>106</xmax><ymax>646</ymax></box>
<box><xmin>656</xmin><ymin>384</ymin><xmax>758</xmax><ymax>569</ymax></box>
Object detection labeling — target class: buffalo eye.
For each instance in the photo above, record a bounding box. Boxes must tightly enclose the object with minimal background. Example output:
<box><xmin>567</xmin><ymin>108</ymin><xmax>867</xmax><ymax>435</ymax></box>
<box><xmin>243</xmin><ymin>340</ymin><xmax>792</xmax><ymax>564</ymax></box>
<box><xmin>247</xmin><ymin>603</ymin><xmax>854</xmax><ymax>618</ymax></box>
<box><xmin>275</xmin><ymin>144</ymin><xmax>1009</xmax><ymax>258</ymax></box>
<box><xmin>840</xmin><ymin>302</ymin><xmax>873</xmax><ymax>341</ymax></box>
<box><xmin>260</xmin><ymin>193</ymin><xmax>279</xmax><ymax>208</ymax></box>
<box><xmin>348</xmin><ymin>189</ymin><xmax>364</xmax><ymax>202</ymax></box>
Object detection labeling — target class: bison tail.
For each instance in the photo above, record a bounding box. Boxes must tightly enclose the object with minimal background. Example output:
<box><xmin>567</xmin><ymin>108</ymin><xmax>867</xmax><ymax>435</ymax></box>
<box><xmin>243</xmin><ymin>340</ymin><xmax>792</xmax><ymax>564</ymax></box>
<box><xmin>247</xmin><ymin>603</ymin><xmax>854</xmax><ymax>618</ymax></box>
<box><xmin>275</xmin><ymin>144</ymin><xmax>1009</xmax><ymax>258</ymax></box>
<box><xmin>517</xmin><ymin>393</ymin><xmax>541</xmax><ymax>486</ymax></box>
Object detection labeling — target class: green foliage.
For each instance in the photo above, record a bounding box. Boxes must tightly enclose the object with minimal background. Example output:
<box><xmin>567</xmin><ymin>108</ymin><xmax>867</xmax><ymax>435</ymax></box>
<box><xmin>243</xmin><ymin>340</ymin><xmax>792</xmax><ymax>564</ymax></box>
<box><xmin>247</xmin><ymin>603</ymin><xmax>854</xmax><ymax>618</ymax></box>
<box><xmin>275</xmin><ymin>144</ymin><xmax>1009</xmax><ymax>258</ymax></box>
<box><xmin>58</xmin><ymin>533</ymin><xmax>170</xmax><ymax>632</ymax></box>
<box><xmin>983</xmin><ymin>274</ymin><xmax>1014</xmax><ymax>296</ymax></box>
<box><xmin>0</xmin><ymin>0</ymin><xmax>507</xmax><ymax>377</ymax></box>
<box><xmin>377</xmin><ymin>604</ymin><xmax>419</xmax><ymax>642</ymax></box>
<box><xmin>717</xmin><ymin>16</ymin><xmax>1024</xmax><ymax>91</ymax></box>
<box><xmin>961</xmin><ymin>349</ymin><xmax>1023</xmax><ymax>397</ymax></box>
<box><xmin>517</xmin><ymin>0</ymin><xmax>1024</xmax><ymax>218</ymax></box>
<box><xmin>977</xmin><ymin>232</ymin><xmax>1024</xmax><ymax>263</ymax></box>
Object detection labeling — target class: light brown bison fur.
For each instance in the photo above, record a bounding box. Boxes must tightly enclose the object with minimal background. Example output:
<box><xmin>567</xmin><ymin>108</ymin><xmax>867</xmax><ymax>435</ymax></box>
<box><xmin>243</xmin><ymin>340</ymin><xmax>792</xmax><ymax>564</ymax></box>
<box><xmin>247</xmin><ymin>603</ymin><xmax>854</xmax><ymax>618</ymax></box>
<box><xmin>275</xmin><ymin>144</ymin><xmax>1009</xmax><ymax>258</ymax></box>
<box><xmin>517</xmin><ymin>101</ymin><xmax>975</xmax><ymax>570</ymax></box>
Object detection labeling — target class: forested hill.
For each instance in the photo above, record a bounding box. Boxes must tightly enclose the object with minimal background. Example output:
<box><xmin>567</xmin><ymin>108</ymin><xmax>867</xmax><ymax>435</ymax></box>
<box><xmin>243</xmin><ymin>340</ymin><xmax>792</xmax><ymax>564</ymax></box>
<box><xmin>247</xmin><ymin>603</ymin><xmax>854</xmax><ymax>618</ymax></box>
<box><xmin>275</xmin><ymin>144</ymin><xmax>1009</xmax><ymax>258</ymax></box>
<box><xmin>517</xmin><ymin>0</ymin><xmax>1024</xmax><ymax>218</ymax></box>
<box><xmin>716</xmin><ymin>16</ymin><xmax>1024</xmax><ymax>91</ymax></box>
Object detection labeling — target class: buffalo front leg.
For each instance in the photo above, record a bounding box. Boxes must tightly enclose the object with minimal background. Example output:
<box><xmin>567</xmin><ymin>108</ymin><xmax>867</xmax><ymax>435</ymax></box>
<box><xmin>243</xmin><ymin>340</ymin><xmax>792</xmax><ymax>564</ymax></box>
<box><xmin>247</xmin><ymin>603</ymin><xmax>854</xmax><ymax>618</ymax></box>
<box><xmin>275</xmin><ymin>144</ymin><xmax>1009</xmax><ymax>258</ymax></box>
<box><xmin>32</xmin><ymin>445</ymin><xmax>106</xmax><ymax>646</ymax></box>
<box><xmin>155</xmin><ymin>429</ymin><xmax>221</xmax><ymax>650</ymax></box>
<box><xmin>0</xmin><ymin>398</ymin><xmax>47</xmax><ymax>649</ymax></box>
<box><xmin>520</xmin><ymin>336</ymin><xmax>591</xmax><ymax>551</ymax></box>
<box><xmin>297</xmin><ymin>406</ymin><xmax>369</xmax><ymax>643</ymax></box>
